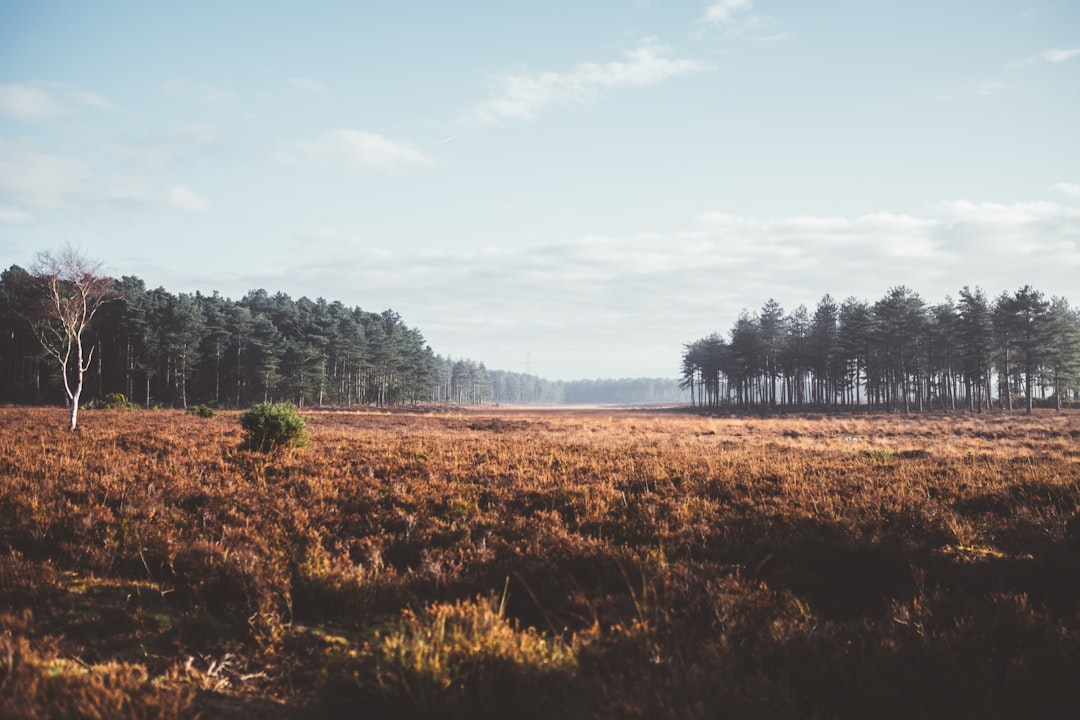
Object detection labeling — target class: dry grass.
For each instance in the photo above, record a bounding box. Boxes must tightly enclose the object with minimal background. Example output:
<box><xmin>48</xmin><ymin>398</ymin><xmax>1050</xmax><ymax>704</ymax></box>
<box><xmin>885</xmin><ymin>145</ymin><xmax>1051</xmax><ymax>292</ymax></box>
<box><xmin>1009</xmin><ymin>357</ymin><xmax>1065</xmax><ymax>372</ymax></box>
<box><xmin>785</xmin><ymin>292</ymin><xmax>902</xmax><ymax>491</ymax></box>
<box><xmin>1</xmin><ymin>405</ymin><xmax>1079</xmax><ymax>718</ymax></box>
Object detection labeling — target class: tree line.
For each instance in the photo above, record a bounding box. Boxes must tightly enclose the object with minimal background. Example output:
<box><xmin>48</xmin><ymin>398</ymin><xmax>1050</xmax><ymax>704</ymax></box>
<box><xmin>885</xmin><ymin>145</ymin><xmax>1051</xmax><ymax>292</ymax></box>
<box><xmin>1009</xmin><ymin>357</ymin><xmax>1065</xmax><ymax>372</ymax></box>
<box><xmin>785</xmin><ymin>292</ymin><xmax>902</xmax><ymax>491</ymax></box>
<box><xmin>0</xmin><ymin>257</ymin><xmax>687</xmax><ymax>411</ymax></box>
<box><xmin>681</xmin><ymin>286</ymin><xmax>1080</xmax><ymax>413</ymax></box>
<box><xmin>0</xmin><ymin>262</ymin><xmax>455</xmax><ymax>409</ymax></box>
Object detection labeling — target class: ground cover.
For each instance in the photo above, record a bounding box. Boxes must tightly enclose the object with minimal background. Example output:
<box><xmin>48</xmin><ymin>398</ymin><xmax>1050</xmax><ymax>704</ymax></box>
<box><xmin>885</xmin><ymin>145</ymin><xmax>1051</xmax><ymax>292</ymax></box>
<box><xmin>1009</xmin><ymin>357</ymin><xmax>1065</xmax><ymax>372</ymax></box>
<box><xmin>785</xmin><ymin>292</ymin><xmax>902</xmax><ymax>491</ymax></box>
<box><xmin>1</xmin><ymin>406</ymin><xmax>1079</xmax><ymax>718</ymax></box>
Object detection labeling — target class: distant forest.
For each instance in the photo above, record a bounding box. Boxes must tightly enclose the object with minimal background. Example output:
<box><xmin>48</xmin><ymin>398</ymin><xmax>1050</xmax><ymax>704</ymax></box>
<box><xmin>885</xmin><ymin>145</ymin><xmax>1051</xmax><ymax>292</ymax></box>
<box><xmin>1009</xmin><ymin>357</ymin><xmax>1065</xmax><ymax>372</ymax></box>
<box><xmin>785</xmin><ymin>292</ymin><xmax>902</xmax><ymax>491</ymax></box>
<box><xmin>0</xmin><ymin>264</ymin><xmax>683</xmax><ymax>408</ymax></box>
<box><xmin>681</xmin><ymin>286</ymin><xmax>1080</xmax><ymax>412</ymax></box>
<box><xmin>483</xmin><ymin>374</ymin><xmax>687</xmax><ymax>406</ymax></box>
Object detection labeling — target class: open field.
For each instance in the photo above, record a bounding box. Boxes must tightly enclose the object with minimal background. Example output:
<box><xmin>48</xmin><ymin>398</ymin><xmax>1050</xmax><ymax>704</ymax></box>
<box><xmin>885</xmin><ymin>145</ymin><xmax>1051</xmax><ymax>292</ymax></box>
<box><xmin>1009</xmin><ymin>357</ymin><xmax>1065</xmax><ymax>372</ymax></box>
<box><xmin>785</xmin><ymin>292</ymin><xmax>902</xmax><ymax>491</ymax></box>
<box><xmin>2</xmin><ymin>406</ymin><xmax>1080</xmax><ymax>718</ymax></box>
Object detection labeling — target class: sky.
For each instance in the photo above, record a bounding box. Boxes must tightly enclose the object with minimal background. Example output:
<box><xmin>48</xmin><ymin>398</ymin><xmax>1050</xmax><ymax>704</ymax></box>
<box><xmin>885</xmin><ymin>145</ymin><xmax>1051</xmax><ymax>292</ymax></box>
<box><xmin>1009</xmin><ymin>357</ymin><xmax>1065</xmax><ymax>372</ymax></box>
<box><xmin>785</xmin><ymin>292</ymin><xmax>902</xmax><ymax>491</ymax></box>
<box><xmin>1</xmin><ymin>1</ymin><xmax>1078</xmax><ymax>380</ymax></box>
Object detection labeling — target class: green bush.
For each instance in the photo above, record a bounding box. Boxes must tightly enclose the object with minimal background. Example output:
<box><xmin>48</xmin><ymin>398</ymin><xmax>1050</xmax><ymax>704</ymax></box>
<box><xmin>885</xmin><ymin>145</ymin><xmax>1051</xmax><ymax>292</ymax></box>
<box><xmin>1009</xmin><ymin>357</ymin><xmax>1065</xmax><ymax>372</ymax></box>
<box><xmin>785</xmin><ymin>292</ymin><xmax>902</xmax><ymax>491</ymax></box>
<box><xmin>187</xmin><ymin>404</ymin><xmax>217</xmax><ymax>418</ymax></box>
<box><xmin>100</xmin><ymin>392</ymin><xmax>139</xmax><ymax>410</ymax></box>
<box><xmin>239</xmin><ymin>402</ymin><xmax>311</xmax><ymax>452</ymax></box>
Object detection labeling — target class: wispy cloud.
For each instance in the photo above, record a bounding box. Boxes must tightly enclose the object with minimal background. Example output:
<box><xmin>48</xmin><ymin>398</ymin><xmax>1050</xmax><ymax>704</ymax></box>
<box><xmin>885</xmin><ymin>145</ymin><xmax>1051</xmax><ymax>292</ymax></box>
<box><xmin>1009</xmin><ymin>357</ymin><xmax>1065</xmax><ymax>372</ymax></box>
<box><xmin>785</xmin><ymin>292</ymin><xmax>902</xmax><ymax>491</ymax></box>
<box><xmin>275</xmin><ymin>129</ymin><xmax>434</xmax><ymax>172</ymax></box>
<box><xmin>0</xmin><ymin>206</ymin><xmax>35</xmax><ymax>225</ymax></box>
<box><xmin>702</xmin><ymin>0</ymin><xmax>753</xmax><ymax>24</ymax></box>
<box><xmin>462</xmin><ymin>39</ymin><xmax>705</xmax><ymax>124</ymax></box>
<box><xmin>167</xmin><ymin>185</ymin><xmax>212</xmax><ymax>213</ymax></box>
<box><xmin>696</xmin><ymin>1</ymin><xmax>770</xmax><ymax>41</ymax></box>
<box><xmin>0</xmin><ymin>82</ymin><xmax>110</xmax><ymax>121</ymax></box>
<box><xmin>0</xmin><ymin>84</ymin><xmax>57</xmax><ymax>120</ymax></box>
<box><xmin>114</xmin><ymin>124</ymin><xmax>224</xmax><ymax>167</ymax></box>
<box><xmin>931</xmin><ymin>199</ymin><xmax>1080</xmax><ymax>266</ymax></box>
<box><xmin>1042</xmin><ymin>48</ymin><xmax>1080</xmax><ymax>63</ymax></box>
<box><xmin>1054</xmin><ymin>182</ymin><xmax>1080</xmax><ymax>198</ymax></box>
<box><xmin>285</xmin><ymin>77</ymin><xmax>325</xmax><ymax>93</ymax></box>
<box><xmin>0</xmin><ymin>139</ymin><xmax>217</xmax><ymax>217</ymax></box>
<box><xmin>0</xmin><ymin>140</ymin><xmax>153</xmax><ymax>209</ymax></box>
<box><xmin>1010</xmin><ymin>47</ymin><xmax>1080</xmax><ymax>67</ymax></box>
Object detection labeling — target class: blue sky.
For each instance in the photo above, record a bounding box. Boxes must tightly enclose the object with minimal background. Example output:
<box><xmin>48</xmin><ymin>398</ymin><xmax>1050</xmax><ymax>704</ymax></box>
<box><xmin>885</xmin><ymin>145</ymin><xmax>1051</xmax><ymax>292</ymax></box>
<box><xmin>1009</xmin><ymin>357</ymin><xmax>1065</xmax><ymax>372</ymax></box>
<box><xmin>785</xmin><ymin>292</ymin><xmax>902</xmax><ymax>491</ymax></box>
<box><xmin>2</xmin><ymin>1</ymin><xmax>1078</xmax><ymax>380</ymax></box>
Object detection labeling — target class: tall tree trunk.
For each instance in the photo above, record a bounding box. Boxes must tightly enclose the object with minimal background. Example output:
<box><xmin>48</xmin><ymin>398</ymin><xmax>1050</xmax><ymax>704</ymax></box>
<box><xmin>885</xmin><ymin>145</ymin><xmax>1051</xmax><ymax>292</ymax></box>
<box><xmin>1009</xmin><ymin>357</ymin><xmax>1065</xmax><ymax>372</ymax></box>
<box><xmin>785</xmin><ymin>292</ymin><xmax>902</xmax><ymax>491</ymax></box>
<box><xmin>1026</xmin><ymin>370</ymin><xmax>1034</xmax><ymax>414</ymax></box>
<box><xmin>179</xmin><ymin>351</ymin><xmax>188</xmax><ymax>409</ymax></box>
<box><xmin>69</xmin><ymin>336</ymin><xmax>85</xmax><ymax>431</ymax></box>
<box><xmin>214</xmin><ymin>338</ymin><xmax>221</xmax><ymax>404</ymax></box>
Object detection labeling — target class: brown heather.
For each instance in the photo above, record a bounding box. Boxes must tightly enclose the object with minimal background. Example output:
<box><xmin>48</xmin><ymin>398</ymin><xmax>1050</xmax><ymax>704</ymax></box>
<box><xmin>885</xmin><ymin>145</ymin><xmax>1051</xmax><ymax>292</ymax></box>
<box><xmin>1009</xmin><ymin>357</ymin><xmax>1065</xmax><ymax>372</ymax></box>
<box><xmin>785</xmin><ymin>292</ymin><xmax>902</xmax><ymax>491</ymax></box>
<box><xmin>1</xmin><ymin>406</ymin><xmax>1079</xmax><ymax>718</ymax></box>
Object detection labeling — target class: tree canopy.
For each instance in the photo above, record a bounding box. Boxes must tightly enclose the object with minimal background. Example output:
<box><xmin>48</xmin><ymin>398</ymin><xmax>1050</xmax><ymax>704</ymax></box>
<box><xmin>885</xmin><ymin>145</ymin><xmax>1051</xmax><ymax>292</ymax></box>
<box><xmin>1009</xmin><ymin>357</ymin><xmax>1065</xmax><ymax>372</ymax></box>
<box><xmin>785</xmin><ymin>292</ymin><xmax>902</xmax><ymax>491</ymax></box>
<box><xmin>1</xmin><ymin>266</ymin><xmax>438</xmax><ymax>409</ymax></box>
<box><xmin>681</xmin><ymin>286</ymin><xmax>1080</xmax><ymax>413</ymax></box>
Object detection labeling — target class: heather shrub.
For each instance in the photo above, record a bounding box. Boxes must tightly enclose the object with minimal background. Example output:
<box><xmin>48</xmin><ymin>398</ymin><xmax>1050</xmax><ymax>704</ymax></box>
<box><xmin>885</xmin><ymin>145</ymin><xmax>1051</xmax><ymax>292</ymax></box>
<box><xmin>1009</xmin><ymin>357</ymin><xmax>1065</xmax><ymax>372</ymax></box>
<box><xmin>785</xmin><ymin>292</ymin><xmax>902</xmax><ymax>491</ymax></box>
<box><xmin>378</xmin><ymin>594</ymin><xmax>576</xmax><ymax>681</ymax></box>
<box><xmin>169</xmin><ymin>539</ymin><xmax>289</xmax><ymax>640</ymax></box>
<box><xmin>186</xmin><ymin>403</ymin><xmax>216</xmax><ymax>418</ymax></box>
<box><xmin>321</xmin><ymin>594</ymin><xmax>577</xmax><ymax>718</ymax></box>
<box><xmin>100</xmin><ymin>392</ymin><xmax>139</xmax><ymax>410</ymax></box>
<box><xmin>0</xmin><ymin>634</ymin><xmax>194</xmax><ymax>719</ymax></box>
<box><xmin>239</xmin><ymin>401</ymin><xmax>310</xmax><ymax>452</ymax></box>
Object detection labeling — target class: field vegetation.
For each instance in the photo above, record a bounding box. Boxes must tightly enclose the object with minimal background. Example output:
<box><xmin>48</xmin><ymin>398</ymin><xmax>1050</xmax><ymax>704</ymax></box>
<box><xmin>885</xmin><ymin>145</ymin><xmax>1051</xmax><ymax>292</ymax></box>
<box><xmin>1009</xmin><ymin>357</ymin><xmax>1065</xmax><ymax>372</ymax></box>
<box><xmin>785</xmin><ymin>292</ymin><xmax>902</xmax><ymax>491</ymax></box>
<box><xmin>1</xmin><ymin>406</ymin><xmax>1079</xmax><ymax>718</ymax></box>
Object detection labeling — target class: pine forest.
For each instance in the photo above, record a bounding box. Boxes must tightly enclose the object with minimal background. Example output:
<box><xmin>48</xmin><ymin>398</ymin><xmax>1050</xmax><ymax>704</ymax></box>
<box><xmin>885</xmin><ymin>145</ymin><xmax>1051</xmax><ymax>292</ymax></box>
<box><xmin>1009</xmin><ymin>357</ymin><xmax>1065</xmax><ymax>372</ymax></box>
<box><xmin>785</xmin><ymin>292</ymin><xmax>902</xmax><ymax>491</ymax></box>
<box><xmin>681</xmin><ymin>285</ymin><xmax>1080</xmax><ymax>413</ymax></box>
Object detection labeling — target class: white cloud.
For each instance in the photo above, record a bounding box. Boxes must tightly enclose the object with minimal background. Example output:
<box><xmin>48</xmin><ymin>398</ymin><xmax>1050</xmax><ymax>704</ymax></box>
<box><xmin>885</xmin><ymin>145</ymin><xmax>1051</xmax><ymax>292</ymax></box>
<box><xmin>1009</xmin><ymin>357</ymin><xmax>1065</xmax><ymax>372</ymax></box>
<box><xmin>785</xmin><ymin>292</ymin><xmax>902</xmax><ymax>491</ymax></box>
<box><xmin>703</xmin><ymin>0</ymin><xmax>753</xmax><ymax>24</ymax></box>
<box><xmin>0</xmin><ymin>140</ymin><xmax>221</xmax><ymax>218</ymax></box>
<box><xmin>931</xmin><ymin>199</ymin><xmax>1080</xmax><ymax>268</ymax></box>
<box><xmin>0</xmin><ymin>84</ymin><xmax>61</xmax><ymax>119</ymax></box>
<box><xmin>935</xmin><ymin>199</ymin><xmax>1080</xmax><ymax>225</ymax></box>
<box><xmin>462</xmin><ymin>39</ymin><xmax>705</xmax><ymax>124</ymax></box>
<box><xmin>167</xmin><ymin>185</ymin><xmax>212</xmax><ymax>213</ymax></box>
<box><xmin>1041</xmin><ymin>47</ymin><xmax>1080</xmax><ymax>63</ymax></box>
<box><xmin>285</xmin><ymin>77</ymin><xmax>325</xmax><ymax>93</ymax></box>
<box><xmin>1054</xmin><ymin>182</ymin><xmax>1080</xmax><ymax>198</ymax></box>
<box><xmin>1011</xmin><ymin>47</ymin><xmax>1080</xmax><ymax>67</ymax></box>
<box><xmin>694</xmin><ymin>203</ymin><xmax>1077</xmax><ymax>301</ymax></box>
<box><xmin>0</xmin><ymin>206</ymin><xmax>35</xmax><ymax>225</ymax></box>
<box><xmin>0</xmin><ymin>140</ymin><xmax>153</xmax><ymax>209</ymax></box>
<box><xmin>276</xmin><ymin>129</ymin><xmax>434</xmax><ymax>172</ymax></box>
<box><xmin>0</xmin><ymin>82</ymin><xmax>110</xmax><ymax>121</ymax></box>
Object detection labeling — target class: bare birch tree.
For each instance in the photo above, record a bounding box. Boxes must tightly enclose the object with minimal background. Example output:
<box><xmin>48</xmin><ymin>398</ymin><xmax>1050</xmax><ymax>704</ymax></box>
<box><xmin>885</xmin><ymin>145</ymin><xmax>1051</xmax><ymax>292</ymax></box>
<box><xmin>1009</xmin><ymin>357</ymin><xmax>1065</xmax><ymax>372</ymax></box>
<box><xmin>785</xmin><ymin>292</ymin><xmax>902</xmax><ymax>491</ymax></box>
<box><xmin>30</xmin><ymin>245</ymin><xmax>118</xmax><ymax>430</ymax></box>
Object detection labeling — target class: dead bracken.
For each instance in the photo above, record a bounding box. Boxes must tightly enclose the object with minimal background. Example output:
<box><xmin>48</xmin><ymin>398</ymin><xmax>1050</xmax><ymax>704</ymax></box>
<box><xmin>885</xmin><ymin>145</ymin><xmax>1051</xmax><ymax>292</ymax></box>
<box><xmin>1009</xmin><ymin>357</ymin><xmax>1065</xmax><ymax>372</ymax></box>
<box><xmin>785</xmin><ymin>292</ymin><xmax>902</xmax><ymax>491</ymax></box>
<box><xmin>1</xmin><ymin>406</ymin><xmax>1079</xmax><ymax>718</ymax></box>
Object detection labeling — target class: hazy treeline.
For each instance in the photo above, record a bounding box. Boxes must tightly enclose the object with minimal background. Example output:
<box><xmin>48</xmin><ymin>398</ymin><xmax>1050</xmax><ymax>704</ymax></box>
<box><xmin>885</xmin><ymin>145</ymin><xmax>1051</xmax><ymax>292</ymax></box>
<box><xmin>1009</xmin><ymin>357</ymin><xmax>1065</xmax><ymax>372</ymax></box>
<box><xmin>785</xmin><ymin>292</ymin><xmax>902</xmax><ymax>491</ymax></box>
<box><xmin>436</xmin><ymin>365</ymin><xmax>566</xmax><ymax>405</ymax></box>
<box><xmin>431</xmin><ymin>361</ymin><xmax>687</xmax><ymax>406</ymax></box>
<box><xmin>682</xmin><ymin>285</ymin><xmax>1080</xmax><ymax>412</ymax></box>
<box><xmin>561</xmin><ymin>377</ymin><xmax>687</xmax><ymax>405</ymax></box>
